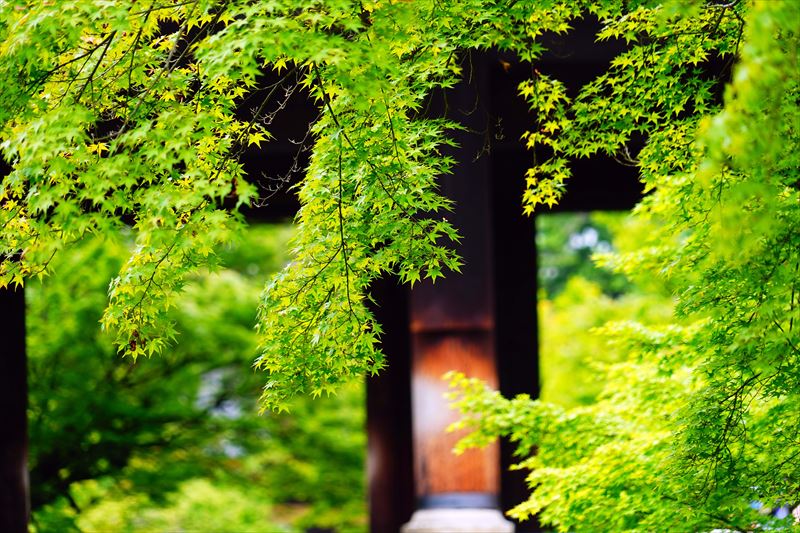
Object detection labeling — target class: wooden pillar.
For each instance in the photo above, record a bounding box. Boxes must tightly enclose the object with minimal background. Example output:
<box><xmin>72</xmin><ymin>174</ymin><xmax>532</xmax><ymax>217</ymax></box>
<box><xmin>367</xmin><ymin>277</ymin><xmax>415</xmax><ymax>533</ymax></box>
<box><xmin>401</xmin><ymin>53</ymin><xmax>512</xmax><ymax>532</ymax></box>
<box><xmin>0</xmin><ymin>286</ymin><xmax>29</xmax><ymax>532</ymax></box>
<box><xmin>408</xmin><ymin>156</ymin><xmax>499</xmax><ymax>508</ymax></box>
<box><xmin>487</xmin><ymin>52</ymin><xmax>542</xmax><ymax>533</ymax></box>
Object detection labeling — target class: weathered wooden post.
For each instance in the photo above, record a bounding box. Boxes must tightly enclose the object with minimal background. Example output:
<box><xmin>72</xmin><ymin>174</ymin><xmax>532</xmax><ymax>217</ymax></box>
<box><xmin>400</xmin><ymin>53</ymin><xmax>513</xmax><ymax>533</ymax></box>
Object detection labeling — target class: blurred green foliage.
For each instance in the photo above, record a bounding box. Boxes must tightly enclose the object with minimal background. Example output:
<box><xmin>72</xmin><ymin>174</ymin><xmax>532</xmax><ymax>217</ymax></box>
<box><xmin>536</xmin><ymin>212</ymin><xmax>631</xmax><ymax>299</ymax></box>
<box><xmin>27</xmin><ymin>225</ymin><xmax>366</xmax><ymax>532</ymax></box>
<box><xmin>537</xmin><ymin>212</ymin><xmax>675</xmax><ymax>408</ymax></box>
<box><xmin>538</xmin><ymin>275</ymin><xmax>674</xmax><ymax>408</ymax></box>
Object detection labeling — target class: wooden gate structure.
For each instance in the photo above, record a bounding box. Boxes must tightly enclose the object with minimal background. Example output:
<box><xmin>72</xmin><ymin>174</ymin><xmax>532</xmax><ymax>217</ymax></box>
<box><xmin>1</xmin><ymin>20</ymin><xmax>643</xmax><ymax>532</ymax></box>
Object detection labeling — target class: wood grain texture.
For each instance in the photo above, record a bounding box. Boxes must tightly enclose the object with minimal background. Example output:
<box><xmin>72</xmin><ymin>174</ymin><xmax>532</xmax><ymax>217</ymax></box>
<box><xmin>411</xmin><ymin>331</ymin><xmax>499</xmax><ymax>496</ymax></box>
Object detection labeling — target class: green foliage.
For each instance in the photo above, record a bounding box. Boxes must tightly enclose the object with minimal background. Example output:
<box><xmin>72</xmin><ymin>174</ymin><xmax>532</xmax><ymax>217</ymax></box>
<box><xmin>535</xmin><ymin>212</ymin><xmax>673</xmax><ymax>408</ymax></box>
<box><xmin>0</xmin><ymin>0</ymin><xmax>662</xmax><ymax>410</ymax></box>
<box><xmin>27</xmin><ymin>225</ymin><xmax>366</xmax><ymax>532</ymax></box>
<box><xmin>35</xmin><ymin>479</ymin><xmax>285</xmax><ymax>533</ymax></box>
<box><xmin>449</xmin><ymin>1</ymin><xmax>800</xmax><ymax>531</ymax></box>
<box><xmin>539</xmin><ymin>275</ymin><xmax>674</xmax><ymax>408</ymax></box>
<box><xmin>3</xmin><ymin>0</ymin><xmax>800</xmax><ymax>529</ymax></box>
<box><xmin>1</xmin><ymin>0</ymin><xmax>509</xmax><ymax>408</ymax></box>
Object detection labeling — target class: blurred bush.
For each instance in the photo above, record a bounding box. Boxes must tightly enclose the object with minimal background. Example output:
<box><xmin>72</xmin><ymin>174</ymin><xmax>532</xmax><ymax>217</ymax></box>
<box><xmin>27</xmin><ymin>225</ymin><xmax>366</xmax><ymax>532</ymax></box>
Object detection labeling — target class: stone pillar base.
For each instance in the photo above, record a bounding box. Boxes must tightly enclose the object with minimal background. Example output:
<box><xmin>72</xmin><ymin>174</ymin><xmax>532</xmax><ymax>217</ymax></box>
<box><xmin>401</xmin><ymin>508</ymin><xmax>514</xmax><ymax>532</ymax></box>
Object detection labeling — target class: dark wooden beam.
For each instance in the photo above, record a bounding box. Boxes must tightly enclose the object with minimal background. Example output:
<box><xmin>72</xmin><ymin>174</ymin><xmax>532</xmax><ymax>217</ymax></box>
<box><xmin>367</xmin><ymin>276</ymin><xmax>415</xmax><ymax>532</ymax></box>
<box><xmin>489</xmin><ymin>133</ymin><xmax>542</xmax><ymax>533</ymax></box>
<box><xmin>0</xmin><ymin>286</ymin><xmax>29</xmax><ymax>532</ymax></box>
